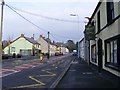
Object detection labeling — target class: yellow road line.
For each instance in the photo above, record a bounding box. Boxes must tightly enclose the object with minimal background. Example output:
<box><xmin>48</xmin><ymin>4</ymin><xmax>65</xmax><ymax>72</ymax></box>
<box><xmin>9</xmin><ymin>68</ymin><xmax>56</xmax><ymax>88</ymax></box>
<box><xmin>40</xmin><ymin>70</ymin><xmax>56</xmax><ymax>76</ymax></box>
<box><xmin>12</xmin><ymin>84</ymin><xmax>43</xmax><ymax>88</ymax></box>
<box><xmin>10</xmin><ymin>76</ymin><xmax>45</xmax><ymax>89</ymax></box>
<box><xmin>29</xmin><ymin>76</ymin><xmax>45</xmax><ymax>85</ymax></box>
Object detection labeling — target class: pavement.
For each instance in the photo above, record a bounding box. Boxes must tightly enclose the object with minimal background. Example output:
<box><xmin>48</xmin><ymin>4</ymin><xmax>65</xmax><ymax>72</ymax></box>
<box><xmin>56</xmin><ymin>57</ymin><xmax>120</xmax><ymax>88</ymax></box>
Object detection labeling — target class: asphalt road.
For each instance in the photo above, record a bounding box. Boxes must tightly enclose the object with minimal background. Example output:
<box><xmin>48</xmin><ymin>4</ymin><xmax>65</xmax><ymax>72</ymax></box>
<box><xmin>2</xmin><ymin>54</ymin><xmax>75</xmax><ymax>89</ymax></box>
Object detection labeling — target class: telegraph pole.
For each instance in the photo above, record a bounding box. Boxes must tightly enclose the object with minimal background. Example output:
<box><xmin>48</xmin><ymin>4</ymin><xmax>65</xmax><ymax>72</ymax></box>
<box><xmin>0</xmin><ymin>0</ymin><xmax>4</xmax><ymax>60</ymax></box>
<box><xmin>47</xmin><ymin>31</ymin><xmax>50</xmax><ymax>59</ymax></box>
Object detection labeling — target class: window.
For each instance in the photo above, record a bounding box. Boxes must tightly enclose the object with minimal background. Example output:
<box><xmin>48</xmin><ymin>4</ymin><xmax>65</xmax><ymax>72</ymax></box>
<box><xmin>20</xmin><ymin>49</ymin><xmax>32</xmax><ymax>56</ymax></box>
<box><xmin>105</xmin><ymin>36</ymin><xmax>120</xmax><ymax>71</ymax></box>
<box><xmin>118</xmin><ymin>1</ymin><xmax>120</xmax><ymax>15</ymax></box>
<box><xmin>110</xmin><ymin>40</ymin><xmax>117</xmax><ymax>65</ymax></box>
<box><xmin>97</xmin><ymin>11</ymin><xmax>101</xmax><ymax>32</ymax></box>
<box><xmin>106</xmin><ymin>2</ymin><xmax>115</xmax><ymax>24</ymax></box>
<box><xmin>91</xmin><ymin>45</ymin><xmax>97</xmax><ymax>63</ymax></box>
<box><xmin>11</xmin><ymin>47</ymin><xmax>15</xmax><ymax>52</ymax></box>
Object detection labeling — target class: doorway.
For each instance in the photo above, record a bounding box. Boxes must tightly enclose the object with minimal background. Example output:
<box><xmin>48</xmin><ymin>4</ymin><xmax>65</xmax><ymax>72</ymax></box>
<box><xmin>97</xmin><ymin>38</ymin><xmax>103</xmax><ymax>73</ymax></box>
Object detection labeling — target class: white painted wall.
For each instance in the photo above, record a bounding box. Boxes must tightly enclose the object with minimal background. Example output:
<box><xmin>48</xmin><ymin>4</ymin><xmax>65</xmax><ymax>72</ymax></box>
<box><xmin>37</xmin><ymin>37</ymin><xmax>48</xmax><ymax>54</ymax></box>
<box><xmin>89</xmin><ymin>2</ymin><xmax>120</xmax><ymax>77</ymax></box>
<box><xmin>4</xmin><ymin>37</ymin><xmax>33</xmax><ymax>55</ymax></box>
<box><xmin>79</xmin><ymin>38</ymin><xmax>85</xmax><ymax>59</ymax></box>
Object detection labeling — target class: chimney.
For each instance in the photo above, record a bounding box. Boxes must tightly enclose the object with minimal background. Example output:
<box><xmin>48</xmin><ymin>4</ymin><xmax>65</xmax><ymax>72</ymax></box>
<box><xmin>43</xmin><ymin>37</ymin><xmax>45</xmax><ymax>39</ymax></box>
<box><xmin>53</xmin><ymin>41</ymin><xmax>55</xmax><ymax>44</ymax></box>
<box><xmin>31</xmin><ymin>37</ymin><xmax>34</xmax><ymax>40</ymax></box>
<box><xmin>21</xmin><ymin>34</ymin><xmax>24</xmax><ymax>37</ymax></box>
<box><xmin>40</xmin><ymin>35</ymin><xmax>43</xmax><ymax>38</ymax></box>
<box><xmin>33</xmin><ymin>34</ymin><xmax>34</xmax><ymax>40</ymax></box>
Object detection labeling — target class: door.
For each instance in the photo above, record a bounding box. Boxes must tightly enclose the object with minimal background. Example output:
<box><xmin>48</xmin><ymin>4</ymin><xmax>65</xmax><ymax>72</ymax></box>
<box><xmin>97</xmin><ymin>38</ymin><xmax>103</xmax><ymax>73</ymax></box>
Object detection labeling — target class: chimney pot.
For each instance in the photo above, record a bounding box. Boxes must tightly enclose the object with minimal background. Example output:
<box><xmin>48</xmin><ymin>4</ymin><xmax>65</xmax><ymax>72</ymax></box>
<box><xmin>21</xmin><ymin>34</ymin><xmax>24</xmax><ymax>37</ymax></box>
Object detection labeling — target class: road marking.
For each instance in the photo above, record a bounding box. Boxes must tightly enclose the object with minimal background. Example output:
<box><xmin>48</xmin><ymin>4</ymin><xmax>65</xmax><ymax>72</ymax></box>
<box><xmin>52</xmin><ymin>64</ymin><xmax>55</xmax><ymax>66</ymax></box>
<box><xmin>2</xmin><ymin>69</ymin><xmax>17</xmax><ymax>72</ymax></box>
<box><xmin>22</xmin><ymin>64</ymin><xmax>34</xmax><ymax>67</ymax></box>
<box><xmin>9</xmin><ymin>68</ymin><xmax>56</xmax><ymax>88</ymax></box>
<box><xmin>29</xmin><ymin>76</ymin><xmax>45</xmax><ymax>85</ymax></box>
<box><xmin>82</xmin><ymin>72</ymin><xmax>93</xmax><ymax>75</ymax></box>
<box><xmin>0</xmin><ymin>70</ymin><xmax>20</xmax><ymax>78</ymax></box>
<box><xmin>1</xmin><ymin>61</ymin><xmax>44</xmax><ymax>77</ymax></box>
<box><xmin>51</xmin><ymin>61</ymin><xmax>62</xmax><ymax>67</ymax></box>
<box><xmin>9</xmin><ymin>76</ymin><xmax>46</xmax><ymax>89</ymax></box>
<box><xmin>15</xmin><ymin>66</ymin><xmax>29</xmax><ymax>68</ymax></box>
<box><xmin>12</xmin><ymin>84</ymin><xmax>44</xmax><ymax>88</ymax></box>
<box><xmin>40</xmin><ymin>70</ymin><xmax>56</xmax><ymax>76</ymax></box>
<box><xmin>69</xmin><ymin>69</ymin><xmax>76</xmax><ymax>72</ymax></box>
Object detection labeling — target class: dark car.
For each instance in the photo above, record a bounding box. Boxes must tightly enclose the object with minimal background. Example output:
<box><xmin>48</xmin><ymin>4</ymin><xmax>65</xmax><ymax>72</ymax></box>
<box><xmin>55</xmin><ymin>52</ymin><xmax>59</xmax><ymax>56</ymax></box>
<box><xmin>59</xmin><ymin>52</ymin><xmax>63</xmax><ymax>55</ymax></box>
<box><xmin>72</xmin><ymin>52</ymin><xmax>77</xmax><ymax>56</ymax></box>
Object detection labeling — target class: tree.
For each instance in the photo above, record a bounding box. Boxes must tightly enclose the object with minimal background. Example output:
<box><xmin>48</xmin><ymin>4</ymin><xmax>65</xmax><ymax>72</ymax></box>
<box><xmin>66</xmin><ymin>40</ymin><xmax>76</xmax><ymax>52</ymax></box>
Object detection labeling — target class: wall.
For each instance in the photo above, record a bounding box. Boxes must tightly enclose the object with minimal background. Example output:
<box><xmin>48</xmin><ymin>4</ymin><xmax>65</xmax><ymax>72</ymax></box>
<box><xmin>89</xmin><ymin>1</ymin><xmax>120</xmax><ymax>77</ymax></box>
<box><xmin>4</xmin><ymin>37</ymin><xmax>32</xmax><ymax>55</ymax></box>
<box><xmin>79</xmin><ymin>39</ymin><xmax>85</xmax><ymax>59</ymax></box>
<box><xmin>37</xmin><ymin>37</ymin><xmax>48</xmax><ymax>54</ymax></box>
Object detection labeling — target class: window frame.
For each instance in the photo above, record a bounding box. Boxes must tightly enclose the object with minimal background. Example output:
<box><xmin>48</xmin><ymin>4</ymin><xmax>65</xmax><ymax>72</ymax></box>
<box><xmin>106</xmin><ymin>2</ymin><xmax>115</xmax><ymax>24</ymax></box>
<box><xmin>105</xmin><ymin>35</ymin><xmax>120</xmax><ymax>71</ymax></box>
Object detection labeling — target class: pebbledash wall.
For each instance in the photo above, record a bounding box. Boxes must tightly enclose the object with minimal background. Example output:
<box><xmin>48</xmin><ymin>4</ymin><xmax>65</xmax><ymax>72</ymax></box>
<box><xmin>89</xmin><ymin>1</ymin><xmax>120</xmax><ymax>77</ymax></box>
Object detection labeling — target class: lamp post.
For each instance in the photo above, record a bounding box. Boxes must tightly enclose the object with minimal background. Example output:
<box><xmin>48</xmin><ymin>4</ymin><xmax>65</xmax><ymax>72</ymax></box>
<box><xmin>70</xmin><ymin>14</ymin><xmax>80</xmax><ymax>59</ymax></box>
<box><xmin>47</xmin><ymin>31</ymin><xmax>50</xmax><ymax>59</ymax></box>
<box><xmin>0</xmin><ymin>0</ymin><xmax>4</xmax><ymax>60</ymax></box>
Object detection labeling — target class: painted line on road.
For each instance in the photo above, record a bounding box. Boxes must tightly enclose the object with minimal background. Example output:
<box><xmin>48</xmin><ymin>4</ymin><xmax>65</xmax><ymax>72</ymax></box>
<box><xmin>0</xmin><ymin>70</ymin><xmax>21</xmax><ymax>78</ymax></box>
<box><xmin>1</xmin><ymin>61</ymin><xmax>44</xmax><ymax>78</ymax></box>
<box><xmin>2</xmin><ymin>68</ymin><xmax>18</xmax><ymax>72</ymax></box>
<box><xmin>9</xmin><ymin>68</ymin><xmax>57</xmax><ymax>88</ymax></box>
<box><xmin>40</xmin><ymin>70</ymin><xmax>56</xmax><ymax>77</ymax></box>
<box><xmin>29</xmin><ymin>76</ymin><xmax>45</xmax><ymax>85</ymax></box>
<box><xmin>11</xmin><ymin>84</ymin><xmax>44</xmax><ymax>88</ymax></box>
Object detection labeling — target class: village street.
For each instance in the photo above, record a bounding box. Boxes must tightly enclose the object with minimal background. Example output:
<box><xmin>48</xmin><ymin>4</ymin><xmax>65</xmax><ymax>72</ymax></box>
<box><xmin>2</xmin><ymin>54</ymin><xmax>75</xmax><ymax>89</ymax></box>
<box><xmin>1</xmin><ymin>0</ymin><xmax>120</xmax><ymax>89</ymax></box>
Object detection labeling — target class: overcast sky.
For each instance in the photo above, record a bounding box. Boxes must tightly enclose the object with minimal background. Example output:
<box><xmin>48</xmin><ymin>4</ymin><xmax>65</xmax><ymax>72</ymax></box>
<box><xmin>2</xmin><ymin>0</ymin><xmax>99</xmax><ymax>43</ymax></box>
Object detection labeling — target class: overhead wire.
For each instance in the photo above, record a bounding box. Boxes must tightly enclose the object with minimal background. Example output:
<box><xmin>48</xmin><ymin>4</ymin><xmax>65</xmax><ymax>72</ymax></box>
<box><xmin>5</xmin><ymin>4</ymin><xmax>85</xmax><ymax>23</ymax></box>
<box><xmin>4</xmin><ymin>3</ymin><xmax>81</xmax><ymax>41</ymax></box>
<box><xmin>50</xmin><ymin>33</ymin><xmax>80</xmax><ymax>40</ymax></box>
<box><xmin>5</xmin><ymin>4</ymin><xmax>49</xmax><ymax>33</ymax></box>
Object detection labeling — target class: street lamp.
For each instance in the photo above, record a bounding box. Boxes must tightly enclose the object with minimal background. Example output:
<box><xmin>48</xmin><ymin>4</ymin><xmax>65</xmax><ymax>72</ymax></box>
<box><xmin>0</xmin><ymin>0</ymin><xmax>4</xmax><ymax>61</ymax></box>
<box><xmin>70</xmin><ymin>14</ymin><xmax>80</xmax><ymax>59</ymax></box>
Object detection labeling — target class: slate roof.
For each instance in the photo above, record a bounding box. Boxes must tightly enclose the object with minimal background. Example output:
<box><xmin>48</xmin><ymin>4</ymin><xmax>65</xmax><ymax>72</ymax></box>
<box><xmin>3</xmin><ymin>34</ymin><xmax>40</xmax><ymax>49</ymax></box>
<box><xmin>25</xmin><ymin>37</ymin><xmax>39</xmax><ymax>44</ymax></box>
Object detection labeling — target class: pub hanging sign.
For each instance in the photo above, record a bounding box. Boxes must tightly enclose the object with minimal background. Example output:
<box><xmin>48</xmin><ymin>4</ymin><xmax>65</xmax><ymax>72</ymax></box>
<box><xmin>84</xmin><ymin>24</ymin><xmax>95</xmax><ymax>40</ymax></box>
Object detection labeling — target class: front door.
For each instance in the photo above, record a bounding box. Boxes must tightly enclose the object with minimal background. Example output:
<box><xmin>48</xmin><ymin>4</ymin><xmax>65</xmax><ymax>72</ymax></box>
<box><xmin>97</xmin><ymin>38</ymin><xmax>103</xmax><ymax>73</ymax></box>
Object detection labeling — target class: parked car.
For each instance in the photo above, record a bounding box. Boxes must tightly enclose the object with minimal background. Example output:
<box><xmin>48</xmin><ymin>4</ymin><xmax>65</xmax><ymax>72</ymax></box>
<box><xmin>55</xmin><ymin>52</ymin><xmax>59</xmax><ymax>56</ymax></box>
<box><xmin>2</xmin><ymin>54</ymin><xmax>12</xmax><ymax>59</ymax></box>
<box><xmin>59</xmin><ymin>52</ymin><xmax>63</xmax><ymax>55</ymax></box>
<box><xmin>72</xmin><ymin>50</ymin><xmax>77</xmax><ymax>56</ymax></box>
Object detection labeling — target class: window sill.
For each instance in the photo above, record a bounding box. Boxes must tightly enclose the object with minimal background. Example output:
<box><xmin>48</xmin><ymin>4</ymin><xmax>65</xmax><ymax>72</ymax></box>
<box><xmin>105</xmin><ymin>63</ymin><xmax>120</xmax><ymax>72</ymax></box>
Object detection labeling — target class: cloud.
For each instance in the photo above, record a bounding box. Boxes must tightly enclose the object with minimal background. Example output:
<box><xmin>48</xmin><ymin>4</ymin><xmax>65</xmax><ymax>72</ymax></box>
<box><xmin>6</xmin><ymin>0</ymin><xmax>99</xmax><ymax>3</ymax></box>
<box><xmin>2</xmin><ymin>0</ymin><xmax>99</xmax><ymax>43</ymax></box>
